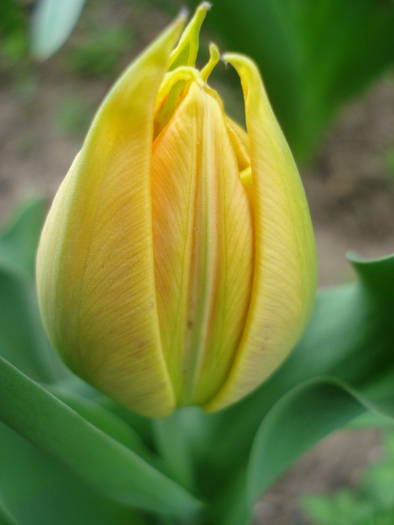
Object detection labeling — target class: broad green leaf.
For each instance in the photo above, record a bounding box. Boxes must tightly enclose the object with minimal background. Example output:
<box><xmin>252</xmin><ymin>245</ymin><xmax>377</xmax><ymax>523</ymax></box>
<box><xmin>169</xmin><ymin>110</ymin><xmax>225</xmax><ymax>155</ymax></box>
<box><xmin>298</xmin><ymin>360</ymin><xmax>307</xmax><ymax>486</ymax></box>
<box><xmin>0</xmin><ymin>356</ymin><xmax>203</xmax><ymax>517</ymax></box>
<box><xmin>31</xmin><ymin>0</ymin><xmax>86</xmax><ymax>60</ymax></box>
<box><xmin>0</xmin><ymin>198</ymin><xmax>45</xmax><ymax>282</ymax></box>
<box><xmin>0</xmin><ymin>423</ymin><xmax>150</xmax><ymax>525</ymax></box>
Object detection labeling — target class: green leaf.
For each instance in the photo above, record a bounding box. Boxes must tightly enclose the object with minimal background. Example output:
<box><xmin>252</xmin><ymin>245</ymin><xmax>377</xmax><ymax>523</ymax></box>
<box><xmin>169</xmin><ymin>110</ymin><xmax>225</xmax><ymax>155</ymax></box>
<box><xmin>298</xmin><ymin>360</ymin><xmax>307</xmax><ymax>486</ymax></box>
<box><xmin>49</xmin><ymin>385</ymin><xmax>161</xmax><ymax>467</ymax></box>
<box><xmin>0</xmin><ymin>500</ymin><xmax>19</xmax><ymax>525</ymax></box>
<box><xmin>31</xmin><ymin>0</ymin><xmax>86</xmax><ymax>60</ymax></box>
<box><xmin>364</xmin><ymin>463</ymin><xmax>394</xmax><ymax>509</ymax></box>
<box><xmin>0</xmin><ymin>423</ymin><xmax>149</xmax><ymax>525</ymax></box>
<box><xmin>0</xmin><ymin>198</ymin><xmax>72</xmax><ymax>382</ymax></box>
<box><xmin>0</xmin><ymin>198</ymin><xmax>46</xmax><ymax>282</ymax></box>
<box><xmin>301</xmin><ymin>494</ymin><xmax>336</xmax><ymax>524</ymax></box>
<box><xmin>0</xmin><ymin>356</ymin><xmax>203</xmax><ymax>517</ymax></box>
<box><xmin>246</xmin><ymin>377</ymin><xmax>394</xmax><ymax>505</ymax></box>
<box><xmin>0</xmin><ymin>272</ymin><xmax>67</xmax><ymax>383</ymax></box>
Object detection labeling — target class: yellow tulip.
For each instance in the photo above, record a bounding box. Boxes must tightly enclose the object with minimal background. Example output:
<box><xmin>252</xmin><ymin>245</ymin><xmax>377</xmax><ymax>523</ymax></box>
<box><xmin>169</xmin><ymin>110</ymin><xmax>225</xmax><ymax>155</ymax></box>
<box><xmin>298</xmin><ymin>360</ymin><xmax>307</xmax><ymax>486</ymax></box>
<box><xmin>36</xmin><ymin>3</ymin><xmax>316</xmax><ymax>417</ymax></box>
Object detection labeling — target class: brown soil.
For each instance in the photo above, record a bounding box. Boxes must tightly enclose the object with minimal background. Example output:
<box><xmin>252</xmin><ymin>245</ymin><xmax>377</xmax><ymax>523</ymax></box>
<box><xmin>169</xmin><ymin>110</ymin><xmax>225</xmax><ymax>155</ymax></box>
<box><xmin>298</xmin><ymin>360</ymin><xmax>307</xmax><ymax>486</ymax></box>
<box><xmin>1</xmin><ymin>2</ymin><xmax>394</xmax><ymax>524</ymax></box>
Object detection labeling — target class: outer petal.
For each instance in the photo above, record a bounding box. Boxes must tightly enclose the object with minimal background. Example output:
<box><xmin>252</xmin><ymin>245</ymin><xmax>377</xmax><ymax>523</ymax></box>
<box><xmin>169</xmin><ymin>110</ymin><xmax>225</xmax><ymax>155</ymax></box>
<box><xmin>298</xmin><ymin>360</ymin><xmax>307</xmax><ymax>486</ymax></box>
<box><xmin>206</xmin><ymin>55</ymin><xmax>317</xmax><ymax>412</ymax></box>
<box><xmin>36</xmin><ymin>17</ymin><xmax>186</xmax><ymax>417</ymax></box>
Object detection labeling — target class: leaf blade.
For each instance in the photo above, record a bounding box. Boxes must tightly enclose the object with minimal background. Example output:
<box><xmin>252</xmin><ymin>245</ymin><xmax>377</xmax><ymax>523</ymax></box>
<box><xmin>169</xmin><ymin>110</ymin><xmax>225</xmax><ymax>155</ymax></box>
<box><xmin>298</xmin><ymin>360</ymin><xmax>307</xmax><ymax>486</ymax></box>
<box><xmin>0</xmin><ymin>356</ymin><xmax>203</xmax><ymax>517</ymax></box>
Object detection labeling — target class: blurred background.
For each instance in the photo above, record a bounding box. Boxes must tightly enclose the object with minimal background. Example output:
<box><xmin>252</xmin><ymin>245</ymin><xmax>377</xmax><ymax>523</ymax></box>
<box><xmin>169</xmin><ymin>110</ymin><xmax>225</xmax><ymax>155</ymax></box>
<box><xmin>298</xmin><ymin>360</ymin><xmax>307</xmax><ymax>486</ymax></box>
<box><xmin>1</xmin><ymin>0</ymin><xmax>394</xmax><ymax>523</ymax></box>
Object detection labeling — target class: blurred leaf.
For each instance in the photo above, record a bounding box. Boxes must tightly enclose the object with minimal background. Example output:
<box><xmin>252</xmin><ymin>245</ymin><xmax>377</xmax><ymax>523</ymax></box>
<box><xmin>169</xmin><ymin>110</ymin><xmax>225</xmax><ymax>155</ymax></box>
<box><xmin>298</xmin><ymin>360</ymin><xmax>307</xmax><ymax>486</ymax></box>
<box><xmin>0</xmin><ymin>356</ymin><xmax>203</xmax><ymax>517</ymax></box>
<box><xmin>0</xmin><ymin>0</ymin><xmax>28</xmax><ymax>64</ymax></box>
<box><xmin>0</xmin><ymin>198</ymin><xmax>46</xmax><ymax>282</ymax></box>
<box><xmin>364</xmin><ymin>463</ymin><xmax>394</xmax><ymax>509</ymax></box>
<box><xmin>302</xmin><ymin>490</ymin><xmax>377</xmax><ymax>525</ymax></box>
<box><xmin>301</xmin><ymin>494</ymin><xmax>336</xmax><ymax>524</ymax></box>
<box><xmin>302</xmin><ymin>431</ymin><xmax>394</xmax><ymax>525</ymax></box>
<box><xmin>66</xmin><ymin>27</ymin><xmax>134</xmax><ymax>78</ymax></box>
<box><xmin>0</xmin><ymin>200</ymin><xmax>68</xmax><ymax>383</ymax></box>
<box><xmin>31</xmin><ymin>0</ymin><xmax>87</xmax><ymax>60</ymax></box>
<box><xmin>348</xmin><ymin>411</ymin><xmax>394</xmax><ymax>429</ymax></box>
<box><xmin>246</xmin><ymin>378</ymin><xmax>393</xmax><ymax>504</ymax></box>
<box><xmin>0</xmin><ymin>272</ymin><xmax>67</xmax><ymax>383</ymax></box>
<box><xmin>0</xmin><ymin>500</ymin><xmax>19</xmax><ymax>525</ymax></box>
<box><xmin>190</xmin><ymin>0</ymin><xmax>394</xmax><ymax>161</ymax></box>
<box><xmin>0</xmin><ymin>423</ymin><xmax>149</xmax><ymax>525</ymax></box>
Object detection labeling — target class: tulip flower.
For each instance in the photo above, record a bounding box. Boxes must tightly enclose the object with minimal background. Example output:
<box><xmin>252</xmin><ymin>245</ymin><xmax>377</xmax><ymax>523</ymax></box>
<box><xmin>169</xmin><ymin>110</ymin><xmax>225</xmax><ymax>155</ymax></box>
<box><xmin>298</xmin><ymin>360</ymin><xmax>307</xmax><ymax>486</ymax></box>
<box><xmin>36</xmin><ymin>3</ymin><xmax>316</xmax><ymax>417</ymax></box>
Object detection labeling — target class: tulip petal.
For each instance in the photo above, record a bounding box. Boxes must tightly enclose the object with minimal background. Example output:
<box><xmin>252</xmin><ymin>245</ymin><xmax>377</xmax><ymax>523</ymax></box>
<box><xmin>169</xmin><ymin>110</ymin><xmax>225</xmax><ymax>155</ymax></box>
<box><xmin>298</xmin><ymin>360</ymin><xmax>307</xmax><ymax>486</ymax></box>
<box><xmin>151</xmin><ymin>83</ymin><xmax>254</xmax><ymax>406</ymax></box>
<box><xmin>36</xmin><ymin>16</ymin><xmax>186</xmax><ymax>417</ymax></box>
<box><xmin>206</xmin><ymin>55</ymin><xmax>316</xmax><ymax>412</ymax></box>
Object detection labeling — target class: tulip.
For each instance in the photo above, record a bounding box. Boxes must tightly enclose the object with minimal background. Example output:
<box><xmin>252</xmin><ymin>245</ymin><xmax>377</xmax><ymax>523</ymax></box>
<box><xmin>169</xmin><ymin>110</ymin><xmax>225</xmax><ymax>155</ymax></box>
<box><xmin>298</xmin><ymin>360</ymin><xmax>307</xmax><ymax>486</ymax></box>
<box><xmin>36</xmin><ymin>3</ymin><xmax>316</xmax><ymax>417</ymax></box>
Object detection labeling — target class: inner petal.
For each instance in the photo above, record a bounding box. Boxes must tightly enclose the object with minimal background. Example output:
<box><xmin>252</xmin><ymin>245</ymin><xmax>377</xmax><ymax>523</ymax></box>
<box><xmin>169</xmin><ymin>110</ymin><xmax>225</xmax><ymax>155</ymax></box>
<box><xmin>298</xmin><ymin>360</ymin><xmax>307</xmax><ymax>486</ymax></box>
<box><xmin>151</xmin><ymin>82</ymin><xmax>254</xmax><ymax>405</ymax></box>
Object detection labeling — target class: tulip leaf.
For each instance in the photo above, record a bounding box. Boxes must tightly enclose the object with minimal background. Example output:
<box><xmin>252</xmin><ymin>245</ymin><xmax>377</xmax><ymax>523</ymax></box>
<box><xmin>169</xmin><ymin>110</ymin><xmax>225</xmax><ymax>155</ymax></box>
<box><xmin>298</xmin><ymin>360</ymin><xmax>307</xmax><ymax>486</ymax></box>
<box><xmin>31</xmin><ymin>0</ymin><xmax>86</xmax><ymax>60</ymax></box>
<box><xmin>0</xmin><ymin>198</ymin><xmax>46</xmax><ymax>282</ymax></box>
<box><xmin>0</xmin><ymin>356</ymin><xmax>203</xmax><ymax>517</ymax></box>
<box><xmin>0</xmin><ymin>198</ymin><xmax>74</xmax><ymax>382</ymax></box>
<box><xmin>0</xmin><ymin>423</ymin><xmax>150</xmax><ymax>525</ymax></box>
<box><xmin>49</xmin><ymin>386</ymin><xmax>161</xmax><ymax>467</ymax></box>
<box><xmin>246</xmin><ymin>377</ymin><xmax>394</xmax><ymax>506</ymax></box>
<box><xmin>0</xmin><ymin>272</ymin><xmax>68</xmax><ymax>383</ymax></box>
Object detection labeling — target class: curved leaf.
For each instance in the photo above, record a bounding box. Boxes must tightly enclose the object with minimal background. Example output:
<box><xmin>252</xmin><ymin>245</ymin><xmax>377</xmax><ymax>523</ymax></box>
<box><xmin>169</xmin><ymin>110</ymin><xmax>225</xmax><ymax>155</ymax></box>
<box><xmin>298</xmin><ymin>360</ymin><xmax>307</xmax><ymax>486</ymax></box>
<box><xmin>246</xmin><ymin>377</ymin><xmax>394</xmax><ymax>505</ymax></box>
<box><xmin>0</xmin><ymin>356</ymin><xmax>203</xmax><ymax>517</ymax></box>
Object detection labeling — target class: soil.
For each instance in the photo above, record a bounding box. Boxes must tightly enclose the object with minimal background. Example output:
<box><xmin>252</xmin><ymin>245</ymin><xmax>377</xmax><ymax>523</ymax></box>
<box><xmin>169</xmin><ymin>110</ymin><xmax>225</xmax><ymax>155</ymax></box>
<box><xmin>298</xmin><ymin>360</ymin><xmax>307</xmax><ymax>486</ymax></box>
<box><xmin>1</xmin><ymin>2</ymin><xmax>394</xmax><ymax>523</ymax></box>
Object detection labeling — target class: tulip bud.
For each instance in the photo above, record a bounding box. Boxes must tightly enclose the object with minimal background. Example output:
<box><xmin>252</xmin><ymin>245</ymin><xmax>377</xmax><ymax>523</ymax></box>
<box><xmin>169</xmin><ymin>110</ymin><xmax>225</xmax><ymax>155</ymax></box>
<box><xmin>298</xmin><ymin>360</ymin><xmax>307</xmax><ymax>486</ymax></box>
<box><xmin>36</xmin><ymin>4</ymin><xmax>316</xmax><ymax>417</ymax></box>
